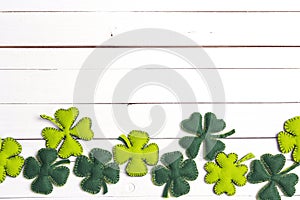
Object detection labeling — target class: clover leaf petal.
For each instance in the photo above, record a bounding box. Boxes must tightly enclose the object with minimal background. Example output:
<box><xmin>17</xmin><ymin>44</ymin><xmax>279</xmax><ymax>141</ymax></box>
<box><xmin>258</xmin><ymin>181</ymin><xmax>280</xmax><ymax>200</ymax></box>
<box><xmin>32</xmin><ymin>175</ymin><xmax>53</xmax><ymax>195</ymax></box>
<box><xmin>73</xmin><ymin>156</ymin><xmax>93</xmax><ymax>177</ymax></box>
<box><xmin>204</xmin><ymin>112</ymin><xmax>226</xmax><ymax>134</ymax></box>
<box><xmin>23</xmin><ymin>148</ymin><xmax>70</xmax><ymax>195</ymax></box>
<box><xmin>82</xmin><ymin>177</ymin><xmax>103</xmax><ymax>194</ymax></box>
<box><xmin>89</xmin><ymin>148</ymin><xmax>112</xmax><ymax>164</ymax></box>
<box><xmin>179</xmin><ymin>136</ymin><xmax>203</xmax><ymax>159</ymax></box>
<box><xmin>103</xmin><ymin>163</ymin><xmax>120</xmax><ymax>184</ymax></box>
<box><xmin>277</xmin><ymin>173</ymin><xmax>298</xmax><ymax>197</ymax></box>
<box><xmin>70</xmin><ymin>117</ymin><xmax>94</xmax><ymax>140</ymax></box>
<box><xmin>277</xmin><ymin>116</ymin><xmax>300</xmax><ymax>162</ymax></box>
<box><xmin>152</xmin><ymin>165</ymin><xmax>170</xmax><ymax>186</ymax></box>
<box><xmin>74</xmin><ymin>148</ymin><xmax>120</xmax><ymax>194</ymax></box>
<box><xmin>5</xmin><ymin>156</ymin><xmax>25</xmax><ymax>177</ymax></box>
<box><xmin>113</xmin><ymin>130</ymin><xmax>159</xmax><ymax>176</ymax></box>
<box><xmin>205</xmin><ymin>152</ymin><xmax>254</xmax><ymax>196</ymax></box>
<box><xmin>54</xmin><ymin>107</ymin><xmax>79</xmax><ymax>129</ymax></box>
<box><xmin>151</xmin><ymin>151</ymin><xmax>198</xmax><ymax>198</ymax></box>
<box><xmin>0</xmin><ymin>166</ymin><xmax>6</xmax><ymax>183</ymax></box>
<box><xmin>179</xmin><ymin>112</ymin><xmax>235</xmax><ymax>160</ymax></box>
<box><xmin>23</xmin><ymin>157</ymin><xmax>40</xmax><ymax>179</ymax></box>
<box><xmin>50</xmin><ymin>166</ymin><xmax>70</xmax><ymax>186</ymax></box>
<box><xmin>41</xmin><ymin>107</ymin><xmax>94</xmax><ymax>158</ymax></box>
<box><xmin>170</xmin><ymin>177</ymin><xmax>190</xmax><ymax>197</ymax></box>
<box><xmin>0</xmin><ymin>137</ymin><xmax>24</xmax><ymax>183</ymax></box>
<box><xmin>247</xmin><ymin>153</ymin><xmax>300</xmax><ymax>200</ymax></box>
<box><xmin>180</xmin><ymin>159</ymin><xmax>198</xmax><ymax>181</ymax></box>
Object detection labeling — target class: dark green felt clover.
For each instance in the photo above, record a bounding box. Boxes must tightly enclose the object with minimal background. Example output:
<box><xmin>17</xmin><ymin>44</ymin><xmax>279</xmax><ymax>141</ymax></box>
<box><xmin>73</xmin><ymin>148</ymin><xmax>120</xmax><ymax>194</ymax></box>
<box><xmin>179</xmin><ymin>112</ymin><xmax>235</xmax><ymax>161</ymax></box>
<box><xmin>151</xmin><ymin>151</ymin><xmax>198</xmax><ymax>198</ymax></box>
<box><xmin>247</xmin><ymin>153</ymin><xmax>299</xmax><ymax>200</ymax></box>
<box><xmin>23</xmin><ymin>148</ymin><xmax>70</xmax><ymax>195</ymax></box>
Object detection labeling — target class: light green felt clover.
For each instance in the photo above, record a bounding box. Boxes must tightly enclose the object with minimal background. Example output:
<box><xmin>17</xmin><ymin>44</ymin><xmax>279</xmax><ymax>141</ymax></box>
<box><xmin>23</xmin><ymin>148</ymin><xmax>70</xmax><ymax>195</ymax></box>
<box><xmin>277</xmin><ymin>116</ymin><xmax>300</xmax><ymax>162</ymax></box>
<box><xmin>0</xmin><ymin>137</ymin><xmax>24</xmax><ymax>183</ymax></box>
<box><xmin>41</xmin><ymin>107</ymin><xmax>94</xmax><ymax>158</ymax></box>
<box><xmin>204</xmin><ymin>152</ymin><xmax>254</xmax><ymax>196</ymax></box>
<box><xmin>74</xmin><ymin>148</ymin><xmax>120</xmax><ymax>194</ymax></box>
<box><xmin>247</xmin><ymin>153</ymin><xmax>299</xmax><ymax>200</ymax></box>
<box><xmin>151</xmin><ymin>151</ymin><xmax>198</xmax><ymax>198</ymax></box>
<box><xmin>179</xmin><ymin>112</ymin><xmax>235</xmax><ymax>161</ymax></box>
<box><xmin>113</xmin><ymin>130</ymin><xmax>159</xmax><ymax>176</ymax></box>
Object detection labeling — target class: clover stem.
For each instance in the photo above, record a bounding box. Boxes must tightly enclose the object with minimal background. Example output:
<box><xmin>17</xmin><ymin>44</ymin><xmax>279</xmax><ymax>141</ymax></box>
<box><xmin>280</xmin><ymin>162</ymin><xmax>300</xmax><ymax>175</ymax></box>
<box><xmin>40</xmin><ymin>114</ymin><xmax>64</xmax><ymax>130</ymax></box>
<box><xmin>214</xmin><ymin>129</ymin><xmax>235</xmax><ymax>139</ymax></box>
<box><xmin>51</xmin><ymin>159</ymin><xmax>70</xmax><ymax>168</ymax></box>
<box><xmin>162</xmin><ymin>180</ymin><xmax>171</xmax><ymax>198</ymax></box>
<box><xmin>236</xmin><ymin>153</ymin><xmax>255</xmax><ymax>165</ymax></box>
<box><xmin>102</xmin><ymin>182</ymin><xmax>108</xmax><ymax>194</ymax></box>
<box><xmin>118</xmin><ymin>134</ymin><xmax>132</xmax><ymax>148</ymax></box>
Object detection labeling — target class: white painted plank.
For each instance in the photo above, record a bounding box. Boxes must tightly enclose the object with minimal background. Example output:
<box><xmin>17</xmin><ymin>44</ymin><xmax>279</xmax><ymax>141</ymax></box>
<box><xmin>0</xmin><ymin>69</ymin><xmax>298</xmax><ymax>103</ymax></box>
<box><xmin>0</xmin><ymin>139</ymin><xmax>298</xmax><ymax>199</ymax></box>
<box><xmin>1</xmin><ymin>13</ymin><xmax>300</xmax><ymax>45</ymax></box>
<box><xmin>0</xmin><ymin>48</ymin><xmax>300</xmax><ymax>69</ymax></box>
<box><xmin>0</xmin><ymin>104</ymin><xmax>299</xmax><ymax>138</ymax></box>
<box><xmin>0</xmin><ymin>0</ymin><xmax>299</xmax><ymax>11</ymax></box>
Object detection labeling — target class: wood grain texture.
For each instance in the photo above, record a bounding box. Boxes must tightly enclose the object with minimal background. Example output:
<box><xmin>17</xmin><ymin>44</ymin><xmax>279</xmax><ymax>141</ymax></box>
<box><xmin>0</xmin><ymin>0</ymin><xmax>299</xmax><ymax>11</ymax></box>
<box><xmin>0</xmin><ymin>13</ymin><xmax>300</xmax><ymax>46</ymax></box>
<box><xmin>0</xmin><ymin>1</ymin><xmax>300</xmax><ymax>199</ymax></box>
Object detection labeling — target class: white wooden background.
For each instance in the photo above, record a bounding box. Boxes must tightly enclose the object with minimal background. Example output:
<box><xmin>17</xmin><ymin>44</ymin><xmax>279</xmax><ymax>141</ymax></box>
<box><xmin>1</xmin><ymin>1</ymin><xmax>300</xmax><ymax>199</ymax></box>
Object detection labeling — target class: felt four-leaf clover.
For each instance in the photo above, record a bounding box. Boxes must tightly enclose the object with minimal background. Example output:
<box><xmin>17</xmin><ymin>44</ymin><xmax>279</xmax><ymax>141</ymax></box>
<box><xmin>113</xmin><ymin>130</ymin><xmax>159</xmax><ymax>176</ymax></box>
<box><xmin>247</xmin><ymin>153</ymin><xmax>299</xmax><ymax>200</ymax></box>
<box><xmin>151</xmin><ymin>151</ymin><xmax>198</xmax><ymax>197</ymax></box>
<box><xmin>41</xmin><ymin>107</ymin><xmax>94</xmax><ymax>158</ymax></box>
<box><xmin>179</xmin><ymin>112</ymin><xmax>235</xmax><ymax>160</ymax></box>
<box><xmin>74</xmin><ymin>148</ymin><xmax>120</xmax><ymax>194</ymax></box>
<box><xmin>204</xmin><ymin>152</ymin><xmax>254</xmax><ymax>196</ymax></box>
<box><xmin>277</xmin><ymin>116</ymin><xmax>300</xmax><ymax>162</ymax></box>
<box><xmin>0</xmin><ymin>137</ymin><xmax>24</xmax><ymax>183</ymax></box>
<box><xmin>23</xmin><ymin>148</ymin><xmax>70</xmax><ymax>194</ymax></box>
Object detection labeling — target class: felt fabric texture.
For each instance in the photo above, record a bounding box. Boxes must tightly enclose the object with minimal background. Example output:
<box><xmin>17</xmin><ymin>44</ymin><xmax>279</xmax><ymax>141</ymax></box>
<box><xmin>179</xmin><ymin>112</ymin><xmax>235</xmax><ymax>161</ymax></box>
<box><xmin>204</xmin><ymin>152</ymin><xmax>254</xmax><ymax>196</ymax></box>
<box><xmin>113</xmin><ymin>130</ymin><xmax>159</xmax><ymax>177</ymax></box>
<box><xmin>277</xmin><ymin>116</ymin><xmax>300</xmax><ymax>162</ymax></box>
<box><xmin>74</xmin><ymin>148</ymin><xmax>120</xmax><ymax>194</ymax></box>
<box><xmin>41</xmin><ymin>107</ymin><xmax>94</xmax><ymax>158</ymax></box>
<box><xmin>247</xmin><ymin>153</ymin><xmax>299</xmax><ymax>200</ymax></box>
<box><xmin>151</xmin><ymin>151</ymin><xmax>198</xmax><ymax>198</ymax></box>
<box><xmin>23</xmin><ymin>148</ymin><xmax>70</xmax><ymax>195</ymax></box>
<box><xmin>0</xmin><ymin>137</ymin><xmax>24</xmax><ymax>183</ymax></box>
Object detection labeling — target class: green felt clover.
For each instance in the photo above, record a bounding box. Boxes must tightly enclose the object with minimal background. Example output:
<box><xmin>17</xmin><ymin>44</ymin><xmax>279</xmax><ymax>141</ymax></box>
<box><xmin>41</xmin><ymin>107</ymin><xmax>94</xmax><ymax>158</ymax></box>
<box><xmin>151</xmin><ymin>151</ymin><xmax>198</xmax><ymax>198</ymax></box>
<box><xmin>205</xmin><ymin>152</ymin><xmax>254</xmax><ymax>196</ymax></box>
<box><xmin>74</xmin><ymin>148</ymin><xmax>120</xmax><ymax>194</ymax></box>
<box><xmin>0</xmin><ymin>137</ymin><xmax>24</xmax><ymax>183</ymax></box>
<box><xmin>247</xmin><ymin>153</ymin><xmax>299</xmax><ymax>200</ymax></box>
<box><xmin>277</xmin><ymin>116</ymin><xmax>300</xmax><ymax>162</ymax></box>
<box><xmin>23</xmin><ymin>148</ymin><xmax>70</xmax><ymax>194</ymax></box>
<box><xmin>179</xmin><ymin>112</ymin><xmax>235</xmax><ymax>161</ymax></box>
<box><xmin>113</xmin><ymin>130</ymin><xmax>159</xmax><ymax>176</ymax></box>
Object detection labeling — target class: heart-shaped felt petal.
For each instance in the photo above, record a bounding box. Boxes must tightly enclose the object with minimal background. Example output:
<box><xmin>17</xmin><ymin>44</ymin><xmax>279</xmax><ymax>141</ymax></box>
<box><xmin>261</xmin><ymin>154</ymin><xmax>285</xmax><ymax>175</ymax></box>
<box><xmin>204</xmin><ymin>112</ymin><xmax>226</xmax><ymax>134</ymax></box>
<box><xmin>276</xmin><ymin>173</ymin><xmax>298</xmax><ymax>197</ymax></box>
<box><xmin>247</xmin><ymin>160</ymin><xmax>270</xmax><ymax>183</ymax></box>
<box><xmin>181</xmin><ymin>113</ymin><xmax>203</xmax><ymax>135</ymax></box>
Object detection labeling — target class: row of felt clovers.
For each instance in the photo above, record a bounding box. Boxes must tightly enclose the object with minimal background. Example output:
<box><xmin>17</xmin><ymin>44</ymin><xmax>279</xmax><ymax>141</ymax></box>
<box><xmin>0</xmin><ymin>107</ymin><xmax>299</xmax><ymax>199</ymax></box>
